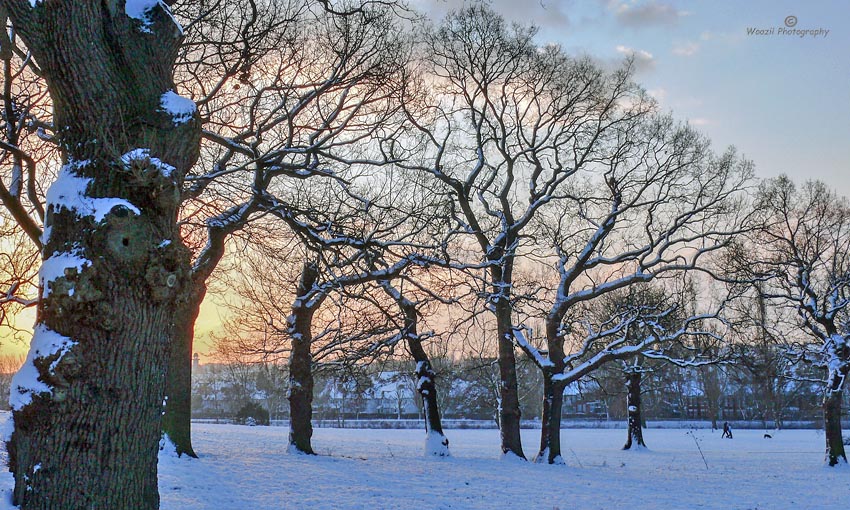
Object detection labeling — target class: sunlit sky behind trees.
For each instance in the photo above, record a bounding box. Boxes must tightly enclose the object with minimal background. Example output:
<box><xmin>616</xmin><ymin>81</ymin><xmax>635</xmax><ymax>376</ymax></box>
<box><xmin>2</xmin><ymin>0</ymin><xmax>848</xmax><ymax>359</ymax></box>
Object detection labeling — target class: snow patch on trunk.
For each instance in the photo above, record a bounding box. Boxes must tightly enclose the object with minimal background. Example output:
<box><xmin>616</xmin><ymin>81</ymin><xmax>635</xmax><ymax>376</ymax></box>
<box><xmin>125</xmin><ymin>0</ymin><xmax>182</xmax><ymax>34</ymax></box>
<box><xmin>44</xmin><ymin>161</ymin><xmax>140</xmax><ymax>244</ymax></box>
<box><xmin>9</xmin><ymin>325</ymin><xmax>77</xmax><ymax>411</ymax></box>
<box><xmin>40</xmin><ymin>250</ymin><xmax>90</xmax><ymax>297</ymax></box>
<box><xmin>425</xmin><ymin>431</ymin><xmax>450</xmax><ymax>457</ymax></box>
<box><xmin>159</xmin><ymin>434</ymin><xmax>180</xmax><ymax>459</ymax></box>
<box><xmin>159</xmin><ymin>91</ymin><xmax>197</xmax><ymax>126</ymax></box>
<box><xmin>500</xmin><ymin>451</ymin><xmax>526</xmax><ymax>463</ymax></box>
<box><xmin>121</xmin><ymin>148</ymin><xmax>177</xmax><ymax>177</ymax></box>
<box><xmin>286</xmin><ymin>443</ymin><xmax>314</xmax><ymax>456</ymax></box>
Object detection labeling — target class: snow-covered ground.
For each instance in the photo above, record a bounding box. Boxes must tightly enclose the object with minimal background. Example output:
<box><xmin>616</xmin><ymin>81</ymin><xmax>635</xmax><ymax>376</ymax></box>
<box><xmin>2</xmin><ymin>414</ymin><xmax>848</xmax><ymax>509</ymax></box>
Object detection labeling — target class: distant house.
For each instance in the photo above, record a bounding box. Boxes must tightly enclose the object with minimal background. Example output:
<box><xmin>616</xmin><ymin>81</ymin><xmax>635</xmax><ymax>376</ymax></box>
<box><xmin>562</xmin><ymin>380</ymin><xmax>607</xmax><ymax>418</ymax></box>
<box><xmin>315</xmin><ymin>371</ymin><xmax>420</xmax><ymax>420</ymax></box>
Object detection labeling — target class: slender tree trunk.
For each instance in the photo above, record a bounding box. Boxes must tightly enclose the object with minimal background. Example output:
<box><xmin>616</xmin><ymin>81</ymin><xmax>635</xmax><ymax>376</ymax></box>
<box><xmin>288</xmin><ymin>262</ymin><xmax>319</xmax><ymax>455</ymax></box>
<box><xmin>623</xmin><ymin>371</ymin><xmax>646</xmax><ymax>450</ymax></box>
<box><xmin>4</xmin><ymin>3</ymin><xmax>198</xmax><ymax>508</ymax></box>
<box><xmin>407</xmin><ymin>327</ymin><xmax>448</xmax><ymax>456</ymax></box>
<box><xmin>494</xmin><ymin>297</ymin><xmax>525</xmax><ymax>459</ymax></box>
<box><xmin>415</xmin><ymin>359</ymin><xmax>449</xmax><ymax>456</ymax></box>
<box><xmin>535</xmin><ymin>372</ymin><xmax>565</xmax><ymax>464</ymax></box>
<box><xmin>162</xmin><ymin>285</ymin><xmax>205</xmax><ymax>458</ymax></box>
<box><xmin>380</xmin><ymin>279</ymin><xmax>449</xmax><ymax>455</ymax></box>
<box><xmin>824</xmin><ymin>371</ymin><xmax>847</xmax><ymax>466</ymax></box>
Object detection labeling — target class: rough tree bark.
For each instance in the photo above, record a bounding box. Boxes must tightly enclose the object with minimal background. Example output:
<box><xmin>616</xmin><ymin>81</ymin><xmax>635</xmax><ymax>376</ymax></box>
<box><xmin>623</xmin><ymin>370</ymin><xmax>646</xmax><ymax>450</ymax></box>
<box><xmin>288</xmin><ymin>261</ymin><xmax>320</xmax><ymax>455</ymax></box>
<box><xmin>3</xmin><ymin>1</ymin><xmax>200</xmax><ymax>508</ymax></box>
<box><xmin>535</xmin><ymin>371</ymin><xmax>566</xmax><ymax>464</ymax></box>
<box><xmin>535</xmin><ymin>322</ymin><xmax>566</xmax><ymax>464</ymax></box>
<box><xmin>824</xmin><ymin>368</ymin><xmax>848</xmax><ymax>466</ymax></box>
<box><xmin>381</xmin><ymin>281</ymin><xmax>449</xmax><ymax>456</ymax></box>
<box><xmin>493</xmin><ymin>286</ymin><xmax>525</xmax><ymax>460</ymax></box>
<box><xmin>162</xmin><ymin>284</ymin><xmax>205</xmax><ymax>458</ymax></box>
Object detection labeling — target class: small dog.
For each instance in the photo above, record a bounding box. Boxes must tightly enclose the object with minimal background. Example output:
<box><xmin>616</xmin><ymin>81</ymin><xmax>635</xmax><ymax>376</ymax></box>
<box><xmin>763</xmin><ymin>433</ymin><xmax>772</xmax><ymax>439</ymax></box>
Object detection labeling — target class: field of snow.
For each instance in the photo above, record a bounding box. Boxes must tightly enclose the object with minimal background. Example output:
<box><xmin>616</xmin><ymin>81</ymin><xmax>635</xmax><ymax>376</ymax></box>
<box><xmin>2</xmin><ymin>415</ymin><xmax>850</xmax><ymax>509</ymax></box>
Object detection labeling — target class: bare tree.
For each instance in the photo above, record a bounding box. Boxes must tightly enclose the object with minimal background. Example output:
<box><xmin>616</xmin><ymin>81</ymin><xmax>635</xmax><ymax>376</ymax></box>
<box><xmin>0</xmin><ymin>5</ymin><xmax>53</xmax><ymax>341</ymax></box>
<box><xmin>524</xmin><ymin>114</ymin><xmax>752</xmax><ymax>463</ymax></box>
<box><xmin>745</xmin><ymin>176</ymin><xmax>850</xmax><ymax>466</ymax></box>
<box><xmin>396</xmin><ymin>4</ymin><xmax>650</xmax><ymax>459</ymax></box>
<box><xmin>163</xmin><ymin>0</ymin><xmax>411</xmax><ymax>456</ymax></box>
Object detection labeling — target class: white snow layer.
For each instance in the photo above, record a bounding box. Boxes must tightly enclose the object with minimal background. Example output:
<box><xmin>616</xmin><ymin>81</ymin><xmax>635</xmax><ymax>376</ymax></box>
<box><xmin>425</xmin><ymin>430</ymin><xmax>450</xmax><ymax>457</ymax></box>
<box><xmin>8</xmin><ymin>325</ymin><xmax>76</xmax><ymax>411</ymax></box>
<box><xmin>0</xmin><ymin>423</ymin><xmax>846</xmax><ymax>509</ymax></box>
<box><xmin>44</xmin><ymin>162</ymin><xmax>140</xmax><ymax>244</ymax></box>
<box><xmin>159</xmin><ymin>91</ymin><xmax>197</xmax><ymax>126</ymax></box>
<box><xmin>39</xmin><ymin>250</ymin><xmax>90</xmax><ymax>297</ymax></box>
<box><xmin>159</xmin><ymin>434</ymin><xmax>181</xmax><ymax>459</ymax></box>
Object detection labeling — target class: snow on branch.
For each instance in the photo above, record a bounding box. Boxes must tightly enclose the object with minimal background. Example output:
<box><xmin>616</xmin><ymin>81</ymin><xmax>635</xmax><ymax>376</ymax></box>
<box><xmin>554</xmin><ymin>302</ymin><xmax>725</xmax><ymax>383</ymax></box>
<box><xmin>512</xmin><ymin>326</ymin><xmax>553</xmax><ymax>368</ymax></box>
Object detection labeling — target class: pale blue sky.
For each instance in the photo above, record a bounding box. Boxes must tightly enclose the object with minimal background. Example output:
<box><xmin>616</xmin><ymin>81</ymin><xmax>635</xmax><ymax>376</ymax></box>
<box><xmin>415</xmin><ymin>0</ymin><xmax>850</xmax><ymax>195</ymax></box>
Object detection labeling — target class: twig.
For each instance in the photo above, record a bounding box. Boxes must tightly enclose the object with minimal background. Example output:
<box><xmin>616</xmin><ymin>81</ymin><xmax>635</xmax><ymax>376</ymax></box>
<box><xmin>568</xmin><ymin>448</ymin><xmax>583</xmax><ymax>468</ymax></box>
<box><xmin>686</xmin><ymin>429</ymin><xmax>709</xmax><ymax>470</ymax></box>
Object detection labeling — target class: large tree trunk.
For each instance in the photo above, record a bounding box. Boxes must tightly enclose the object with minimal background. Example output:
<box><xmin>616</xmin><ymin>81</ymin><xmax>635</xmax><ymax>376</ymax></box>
<box><xmin>288</xmin><ymin>262</ymin><xmax>319</xmax><ymax>455</ymax></box>
<box><xmin>494</xmin><ymin>297</ymin><xmax>525</xmax><ymax>459</ymax></box>
<box><xmin>162</xmin><ymin>285</ymin><xmax>206</xmax><ymax>458</ymax></box>
<box><xmin>623</xmin><ymin>370</ymin><xmax>646</xmax><ymax>450</ymax></box>
<box><xmin>535</xmin><ymin>372</ymin><xmax>565</xmax><ymax>464</ymax></box>
<box><xmin>824</xmin><ymin>371</ymin><xmax>847</xmax><ymax>466</ymax></box>
<box><xmin>4</xmin><ymin>2</ymin><xmax>199</xmax><ymax>508</ymax></box>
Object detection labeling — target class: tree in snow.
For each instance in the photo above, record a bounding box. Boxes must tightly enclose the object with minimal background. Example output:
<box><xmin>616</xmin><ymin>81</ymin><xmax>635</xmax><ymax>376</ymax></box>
<box><xmin>739</xmin><ymin>176</ymin><xmax>850</xmax><ymax>466</ymax></box>
<box><xmin>0</xmin><ymin>0</ymin><xmax>413</xmax><ymax>462</ymax></box>
<box><xmin>523</xmin><ymin>114</ymin><xmax>751</xmax><ymax>463</ymax></box>
<box><xmin>396</xmin><ymin>4</ymin><xmax>652</xmax><ymax>459</ymax></box>
<box><xmin>379</xmin><ymin>277</ymin><xmax>451</xmax><ymax>456</ymax></box>
<box><xmin>162</xmin><ymin>0</ymin><xmax>411</xmax><ymax>457</ymax></box>
<box><xmin>586</xmin><ymin>284</ymin><xmax>695</xmax><ymax>450</ymax></box>
<box><xmin>2</xmin><ymin>0</ymin><xmax>200</xmax><ymax>507</ymax></box>
<box><xmin>213</xmin><ymin>174</ymin><xmax>448</xmax><ymax>455</ymax></box>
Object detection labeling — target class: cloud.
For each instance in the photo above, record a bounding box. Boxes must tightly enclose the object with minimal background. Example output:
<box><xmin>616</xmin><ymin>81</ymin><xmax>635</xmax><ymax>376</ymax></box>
<box><xmin>615</xmin><ymin>44</ymin><xmax>656</xmax><ymax>73</ymax></box>
<box><xmin>610</xmin><ymin>1</ymin><xmax>686</xmax><ymax>28</ymax></box>
<box><xmin>688</xmin><ymin>117</ymin><xmax>711</xmax><ymax>127</ymax></box>
<box><xmin>647</xmin><ymin>88</ymin><xmax>667</xmax><ymax>102</ymax></box>
<box><xmin>672</xmin><ymin>41</ymin><xmax>700</xmax><ymax>56</ymax></box>
<box><xmin>411</xmin><ymin>0</ymin><xmax>571</xmax><ymax>30</ymax></box>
